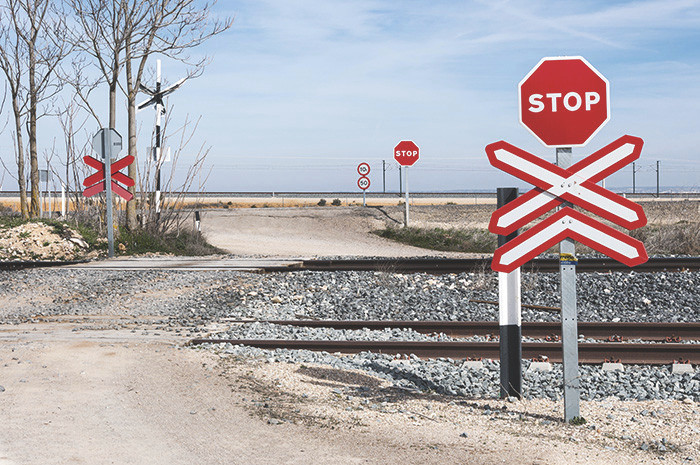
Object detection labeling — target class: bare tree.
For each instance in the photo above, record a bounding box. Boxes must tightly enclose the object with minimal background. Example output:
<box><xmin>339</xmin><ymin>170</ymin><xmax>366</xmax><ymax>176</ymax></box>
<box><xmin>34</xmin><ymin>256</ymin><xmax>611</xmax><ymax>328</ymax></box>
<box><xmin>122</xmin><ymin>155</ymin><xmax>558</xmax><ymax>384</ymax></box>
<box><xmin>0</xmin><ymin>0</ymin><xmax>68</xmax><ymax>218</ymax></box>
<box><xmin>122</xmin><ymin>0</ymin><xmax>231</xmax><ymax>230</ymax></box>
<box><xmin>0</xmin><ymin>2</ymin><xmax>29</xmax><ymax>218</ymax></box>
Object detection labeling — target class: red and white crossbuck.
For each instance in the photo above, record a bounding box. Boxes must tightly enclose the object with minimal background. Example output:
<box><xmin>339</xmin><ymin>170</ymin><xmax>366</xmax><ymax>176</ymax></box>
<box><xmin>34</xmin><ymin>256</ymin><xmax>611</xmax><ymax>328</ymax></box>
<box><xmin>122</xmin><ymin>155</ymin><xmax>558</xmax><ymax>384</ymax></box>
<box><xmin>83</xmin><ymin>155</ymin><xmax>135</xmax><ymax>201</ymax></box>
<box><xmin>487</xmin><ymin>135</ymin><xmax>648</xmax><ymax>272</ymax></box>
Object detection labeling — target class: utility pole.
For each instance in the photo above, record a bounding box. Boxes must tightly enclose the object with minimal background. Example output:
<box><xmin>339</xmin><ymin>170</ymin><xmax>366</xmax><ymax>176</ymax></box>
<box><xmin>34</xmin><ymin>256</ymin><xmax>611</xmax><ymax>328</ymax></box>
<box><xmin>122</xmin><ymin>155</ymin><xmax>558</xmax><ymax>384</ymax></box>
<box><xmin>656</xmin><ymin>160</ymin><xmax>660</xmax><ymax>197</ymax></box>
<box><xmin>398</xmin><ymin>166</ymin><xmax>402</xmax><ymax>196</ymax></box>
<box><xmin>632</xmin><ymin>162</ymin><xmax>636</xmax><ymax>194</ymax></box>
<box><xmin>382</xmin><ymin>160</ymin><xmax>386</xmax><ymax>193</ymax></box>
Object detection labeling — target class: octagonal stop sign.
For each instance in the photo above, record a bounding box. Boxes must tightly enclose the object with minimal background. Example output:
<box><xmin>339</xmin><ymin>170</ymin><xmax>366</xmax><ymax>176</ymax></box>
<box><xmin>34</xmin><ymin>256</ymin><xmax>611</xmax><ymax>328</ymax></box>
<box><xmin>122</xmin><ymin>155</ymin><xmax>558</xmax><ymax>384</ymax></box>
<box><xmin>519</xmin><ymin>56</ymin><xmax>610</xmax><ymax>147</ymax></box>
<box><xmin>394</xmin><ymin>140</ymin><xmax>420</xmax><ymax>166</ymax></box>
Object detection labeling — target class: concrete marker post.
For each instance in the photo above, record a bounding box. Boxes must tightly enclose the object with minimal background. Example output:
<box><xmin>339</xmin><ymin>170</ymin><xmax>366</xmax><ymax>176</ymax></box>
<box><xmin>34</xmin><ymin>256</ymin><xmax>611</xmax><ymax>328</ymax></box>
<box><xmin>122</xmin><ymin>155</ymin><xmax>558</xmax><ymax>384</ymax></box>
<box><xmin>497</xmin><ymin>187</ymin><xmax>521</xmax><ymax>398</ymax></box>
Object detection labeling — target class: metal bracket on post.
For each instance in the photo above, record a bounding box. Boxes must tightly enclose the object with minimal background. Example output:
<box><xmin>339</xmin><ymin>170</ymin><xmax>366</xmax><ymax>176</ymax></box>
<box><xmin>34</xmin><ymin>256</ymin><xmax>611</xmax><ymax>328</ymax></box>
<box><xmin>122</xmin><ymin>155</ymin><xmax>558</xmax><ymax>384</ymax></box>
<box><xmin>557</xmin><ymin>147</ymin><xmax>580</xmax><ymax>421</ymax></box>
<box><xmin>497</xmin><ymin>187</ymin><xmax>521</xmax><ymax>398</ymax></box>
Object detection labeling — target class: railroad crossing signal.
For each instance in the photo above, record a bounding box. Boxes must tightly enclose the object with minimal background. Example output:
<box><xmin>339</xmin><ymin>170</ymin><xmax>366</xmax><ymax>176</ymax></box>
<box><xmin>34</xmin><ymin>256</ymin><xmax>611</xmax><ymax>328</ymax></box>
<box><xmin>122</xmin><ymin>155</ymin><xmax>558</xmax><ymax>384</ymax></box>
<box><xmin>487</xmin><ymin>137</ymin><xmax>648</xmax><ymax>272</ymax></box>
<box><xmin>492</xmin><ymin>207</ymin><xmax>648</xmax><ymax>272</ymax></box>
<box><xmin>487</xmin><ymin>135</ymin><xmax>647</xmax><ymax>235</ymax></box>
<box><xmin>83</xmin><ymin>155</ymin><xmax>135</xmax><ymax>201</ymax></box>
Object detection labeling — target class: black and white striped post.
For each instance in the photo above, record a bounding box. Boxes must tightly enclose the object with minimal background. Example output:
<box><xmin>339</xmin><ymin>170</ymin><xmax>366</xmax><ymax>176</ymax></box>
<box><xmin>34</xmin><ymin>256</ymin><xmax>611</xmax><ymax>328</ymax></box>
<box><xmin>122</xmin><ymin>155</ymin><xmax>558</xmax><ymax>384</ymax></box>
<box><xmin>497</xmin><ymin>187</ymin><xmax>521</xmax><ymax>398</ymax></box>
<box><xmin>137</xmin><ymin>60</ymin><xmax>186</xmax><ymax>222</ymax></box>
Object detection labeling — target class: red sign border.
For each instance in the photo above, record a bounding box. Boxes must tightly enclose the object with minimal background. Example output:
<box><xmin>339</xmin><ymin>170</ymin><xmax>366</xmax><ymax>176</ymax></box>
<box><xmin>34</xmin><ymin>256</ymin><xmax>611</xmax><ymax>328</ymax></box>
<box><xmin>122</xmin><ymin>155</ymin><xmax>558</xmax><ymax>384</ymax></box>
<box><xmin>491</xmin><ymin>207</ymin><xmax>648</xmax><ymax>272</ymax></box>
<box><xmin>518</xmin><ymin>56</ymin><xmax>611</xmax><ymax>148</ymax></box>
<box><xmin>486</xmin><ymin>135</ymin><xmax>646</xmax><ymax>234</ymax></box>
<box><xmin>394</xmin><ymin>140</ymin><xmax>420</xmax><ymax>167</ymax></box>
<box><xmin>357</xmin><ymin>176</ymin><xmax>370</xmax><ymax>190</ymax></box>
<box><xmin>357</xmin><ymin>162</ymin><xmax>371</xmax><ymax>176</ymax></box>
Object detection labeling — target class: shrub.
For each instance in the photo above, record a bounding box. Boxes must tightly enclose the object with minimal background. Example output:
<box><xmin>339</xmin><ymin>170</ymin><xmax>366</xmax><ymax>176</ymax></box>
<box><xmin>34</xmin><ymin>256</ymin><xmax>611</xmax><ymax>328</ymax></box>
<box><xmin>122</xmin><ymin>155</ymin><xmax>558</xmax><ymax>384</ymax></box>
<box><xmin>373</xmin><ymin>226</ymin><xmax>497</xmax><ymax>253</ymax></box>
<box><xmin>317</xmin><ymin>199</ymin><xmax>327</xmax><ymax>206</ymax></box>
<box><xmin>331</xmin><ymin>199</ymin><xmax>342</xmax><ymax>206</ymax></box>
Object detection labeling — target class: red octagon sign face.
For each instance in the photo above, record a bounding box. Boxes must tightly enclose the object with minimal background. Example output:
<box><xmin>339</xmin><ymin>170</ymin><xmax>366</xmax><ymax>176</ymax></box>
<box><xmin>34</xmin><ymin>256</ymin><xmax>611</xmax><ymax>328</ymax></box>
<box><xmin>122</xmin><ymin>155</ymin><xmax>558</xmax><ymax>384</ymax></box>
<box><xmin>519</xmin><ymin>56</ymin><xmax>610</xmax><ymax>147</ymax></box>
<box><xmin>394</xmin><ymin>140</ymin><xmax>419</xmax><ymax>166</ymax></box>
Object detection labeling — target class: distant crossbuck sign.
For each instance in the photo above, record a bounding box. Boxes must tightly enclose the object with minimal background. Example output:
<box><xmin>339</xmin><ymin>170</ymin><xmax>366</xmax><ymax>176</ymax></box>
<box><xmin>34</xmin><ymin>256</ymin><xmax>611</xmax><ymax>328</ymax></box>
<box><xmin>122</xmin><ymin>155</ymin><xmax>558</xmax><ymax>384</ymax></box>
<box><xmin>487</xmin><ymin>135</ymin><xmax>648</xmax><ymax>272</ymax></box>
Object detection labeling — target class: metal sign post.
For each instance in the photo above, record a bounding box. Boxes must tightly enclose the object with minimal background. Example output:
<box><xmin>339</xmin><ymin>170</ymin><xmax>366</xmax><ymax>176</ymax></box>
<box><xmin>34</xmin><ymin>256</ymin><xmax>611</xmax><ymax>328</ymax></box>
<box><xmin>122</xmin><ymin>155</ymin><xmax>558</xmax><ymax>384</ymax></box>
<box><xmin>357</xmin><ymin>163</ymin><xmax>370</xmax><ymax>206</ymax></box>
<box><xmin>404</xmin><ymin>166</ymin><xmax>409</xmax><ymax>227</ymax></box>
<box><xmin>92</xmin><ymin>128</ymin><xmax>123</xmax><ymax>258</ymax></box>
<box><xmin>103</xmin><ymin>133</ymin><xmax>115</xmax><ymax>258</ymax></box>
<box><xmin>556</xmin><ymin>147</ymin><xmax>580</xmax><ymax>421</ymax></box>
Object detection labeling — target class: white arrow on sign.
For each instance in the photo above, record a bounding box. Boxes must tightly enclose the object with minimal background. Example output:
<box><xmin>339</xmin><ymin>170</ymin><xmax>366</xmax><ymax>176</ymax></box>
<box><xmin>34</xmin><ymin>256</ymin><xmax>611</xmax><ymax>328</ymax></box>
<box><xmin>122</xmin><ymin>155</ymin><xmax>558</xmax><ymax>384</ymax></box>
<box><xmin>491</xmin><ymin>207</ymin><xmax>648</xmax><ymax>273</ymax></box>
<box><xmin>487</xmin><ymin>135</ymin><xmax>646</xmax><ymax>235</ymax></box>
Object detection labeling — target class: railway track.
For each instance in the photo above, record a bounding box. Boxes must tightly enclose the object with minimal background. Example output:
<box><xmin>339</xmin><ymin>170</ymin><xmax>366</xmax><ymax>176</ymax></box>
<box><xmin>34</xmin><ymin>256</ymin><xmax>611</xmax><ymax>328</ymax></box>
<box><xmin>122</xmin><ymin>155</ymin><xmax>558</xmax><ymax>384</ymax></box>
<box><xmin>220</xmin><ymin>320</ymin><xmax>700</xmax><ymax>341</ymax></box>
<box><xmin>190</xmin><ymin>320</ymin><xmax>700</xmax><ymax>365</ymax></box>
<box><xmin>191</xmin><ymin>319</ymin><xmax>699</xmax><ymax>365</ymax></box>
<box><xmin>189</xmin><ymin>338</ymin><xmax>698</xmax><ymax>365</ymax></box>
<box><xmin>1</xmin><ymin>256</ymin><xmax>697</xmax><ymax>273</ymax></box>
<box><xmin>292</xmin><ymin>257</ymin><xmax>700</xmax><ymax>274</ymax></box>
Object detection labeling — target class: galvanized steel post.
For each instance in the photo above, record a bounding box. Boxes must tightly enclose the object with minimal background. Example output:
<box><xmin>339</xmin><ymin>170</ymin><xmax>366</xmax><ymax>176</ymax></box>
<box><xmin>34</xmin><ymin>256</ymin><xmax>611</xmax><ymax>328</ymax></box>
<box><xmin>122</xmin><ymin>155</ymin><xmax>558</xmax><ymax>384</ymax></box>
<box><xmin>557</xmin><ymin>147</ymin><xmax>579</xmax><ymax>421</ymax></box>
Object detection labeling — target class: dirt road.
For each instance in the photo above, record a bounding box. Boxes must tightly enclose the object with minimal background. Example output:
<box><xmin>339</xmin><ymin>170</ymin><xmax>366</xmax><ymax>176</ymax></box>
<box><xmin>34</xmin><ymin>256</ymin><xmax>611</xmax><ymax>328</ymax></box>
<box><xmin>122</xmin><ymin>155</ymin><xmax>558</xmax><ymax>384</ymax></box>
<box><xmin>200</xmin><ymin>205</ymin><xmax>491</xmax><ymax>257</ymax></box>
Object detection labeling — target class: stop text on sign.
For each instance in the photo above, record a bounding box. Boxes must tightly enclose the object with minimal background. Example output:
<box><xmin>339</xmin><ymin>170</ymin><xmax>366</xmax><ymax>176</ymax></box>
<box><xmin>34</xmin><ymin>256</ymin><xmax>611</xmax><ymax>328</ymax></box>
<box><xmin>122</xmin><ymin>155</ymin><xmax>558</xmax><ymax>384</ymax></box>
<box><xmin>528</xmin><ymin>91</ymin><xmax>600</xmax><ymax>113</ymax></box>
<box><xmin>396</xmin><ymin>150</ymin><xmax>418</xmax><ymax>157</ymax></box>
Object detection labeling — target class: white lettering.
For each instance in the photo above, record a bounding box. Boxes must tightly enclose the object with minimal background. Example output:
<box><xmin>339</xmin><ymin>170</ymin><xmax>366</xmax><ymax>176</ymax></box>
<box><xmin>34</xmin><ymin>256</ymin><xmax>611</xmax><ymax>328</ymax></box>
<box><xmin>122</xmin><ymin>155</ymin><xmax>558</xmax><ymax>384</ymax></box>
<box><xmin>563</xmin><ymin>92</ymin><xmax>582</xmax><ymax>111</ymax></box>
<box><xmin>546</xmin><ymin>93</ymin><xmax>562</xmax><ymax>112</ymax></box>
<box><xmin>585</xmin><ymin>92</ymin><xmax>600</xmax><ymax>111</ymax></box>
<box><xmin>528</xmin><ymin>94</ymin><xmax>544</xmax><ymax>113</ymax></box>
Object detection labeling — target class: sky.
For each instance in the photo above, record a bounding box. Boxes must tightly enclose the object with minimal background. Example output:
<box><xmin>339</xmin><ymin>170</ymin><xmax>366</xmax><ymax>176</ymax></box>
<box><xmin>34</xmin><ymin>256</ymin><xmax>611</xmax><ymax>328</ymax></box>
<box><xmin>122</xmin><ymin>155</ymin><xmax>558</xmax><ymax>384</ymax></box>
<box><xmin>2</xmin><ymin>0</ymin><xmax>700</xmax><ymax>193</ymax></box>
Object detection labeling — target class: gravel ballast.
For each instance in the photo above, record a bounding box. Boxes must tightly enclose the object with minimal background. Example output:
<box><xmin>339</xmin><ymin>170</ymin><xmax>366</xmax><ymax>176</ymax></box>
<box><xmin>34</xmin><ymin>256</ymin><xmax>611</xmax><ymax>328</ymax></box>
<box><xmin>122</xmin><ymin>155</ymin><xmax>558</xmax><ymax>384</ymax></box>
<box><xmin>1</xmin><ymin>265</ymin><xmax>698</xmax><ymax>403</ymax></box>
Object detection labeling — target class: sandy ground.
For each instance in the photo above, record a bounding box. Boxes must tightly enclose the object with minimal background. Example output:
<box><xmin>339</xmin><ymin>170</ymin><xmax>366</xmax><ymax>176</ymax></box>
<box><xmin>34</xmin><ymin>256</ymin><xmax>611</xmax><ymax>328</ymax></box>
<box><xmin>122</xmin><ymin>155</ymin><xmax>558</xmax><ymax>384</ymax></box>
<box><xmin>2</xmin><ymin>204</ymin><xmax>699</xmax><ymax>464</ymax></box>
<box><xmin>200</xmin><ymin>205</ymin><xmax>493</xmax><ymax>257</ymax></box>
<box><xmin>1</xmin><ymin>323</ymin><xmax>696</xmax><ymax>465</ymax></box>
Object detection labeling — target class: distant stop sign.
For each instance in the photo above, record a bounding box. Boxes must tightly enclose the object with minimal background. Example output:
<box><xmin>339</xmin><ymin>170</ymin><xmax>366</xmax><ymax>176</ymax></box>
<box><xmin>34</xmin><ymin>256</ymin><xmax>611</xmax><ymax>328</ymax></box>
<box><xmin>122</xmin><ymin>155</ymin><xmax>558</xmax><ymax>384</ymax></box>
<box><xmin>394</xmin><ymin>140</ymin><xmax>420</xmax><ymax>166</ymax></box>
<box><xmin>519</xmin><ymin>56</ymin><xmax>609</xmax><ymax>147</ymax></box>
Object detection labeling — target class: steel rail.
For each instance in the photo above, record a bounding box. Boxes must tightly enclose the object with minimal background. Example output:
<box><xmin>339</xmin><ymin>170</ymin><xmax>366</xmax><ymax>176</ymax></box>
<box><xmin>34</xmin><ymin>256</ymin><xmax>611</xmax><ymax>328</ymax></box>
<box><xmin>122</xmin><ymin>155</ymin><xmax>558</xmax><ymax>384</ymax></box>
<box><xmin>189</xmin><ymin>339</ymin><xmax>698</xmax><ymax>365</ymax></box>
<box><xmin>0</xmin><ymin>260</ymin><xmax>89</xmax><ymax>271</ymax></box>
<box><xmin>223</xmin><ymin>320</ymin><xmax>700</xmax><ymax>341</ymax></box>
<box><xmin>294</xmin><ymin>257</ymin><xmax>700</xmax><ymax>273</ymax></box>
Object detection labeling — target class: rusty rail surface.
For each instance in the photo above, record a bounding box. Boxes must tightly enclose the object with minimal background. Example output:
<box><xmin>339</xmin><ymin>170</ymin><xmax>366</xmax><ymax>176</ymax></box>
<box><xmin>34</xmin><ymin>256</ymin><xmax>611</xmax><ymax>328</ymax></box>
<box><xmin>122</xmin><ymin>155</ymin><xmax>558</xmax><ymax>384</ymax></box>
<box><xmin>188</xmin><ymin>338</ymin><xmax>698</xmax><ymax>365</ymax></box>
<box><xmin>288</xmin><ymin>257</ymin><xmax>700</xmax><ymax>274</ymax></box>
<box><xmin>222</xmin><ymin>320</ymin><xmax>700</xmax><ymax>341</ymax></box>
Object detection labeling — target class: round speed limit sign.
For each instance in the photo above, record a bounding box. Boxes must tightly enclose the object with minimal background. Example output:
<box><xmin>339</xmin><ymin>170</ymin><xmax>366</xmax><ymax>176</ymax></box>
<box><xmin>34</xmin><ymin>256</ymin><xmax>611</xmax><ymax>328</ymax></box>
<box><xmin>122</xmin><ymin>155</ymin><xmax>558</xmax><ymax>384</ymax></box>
<box><xmin>357</xmin><ymin>163</ymin><xmax>370</xmax><ymax>176</ymax></box>
<box><xmin>357</xmin><ymin>176</ymin><xmax>370</xmax><ymax>190</ymax></box>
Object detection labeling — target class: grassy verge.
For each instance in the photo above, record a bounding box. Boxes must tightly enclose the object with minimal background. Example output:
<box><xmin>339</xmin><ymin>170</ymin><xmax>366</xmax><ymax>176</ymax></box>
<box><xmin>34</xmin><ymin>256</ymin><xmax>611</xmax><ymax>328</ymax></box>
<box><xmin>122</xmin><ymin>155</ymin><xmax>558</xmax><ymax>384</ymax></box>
<box><xmin>116</xmin><ymin>228</ymin><xmax>223</xmax><ymax>256</ymax></box>
<box><xmin>373</xmin><ymin>226</ymin><xmax>497</xmax><ymax>253</ymax></box>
